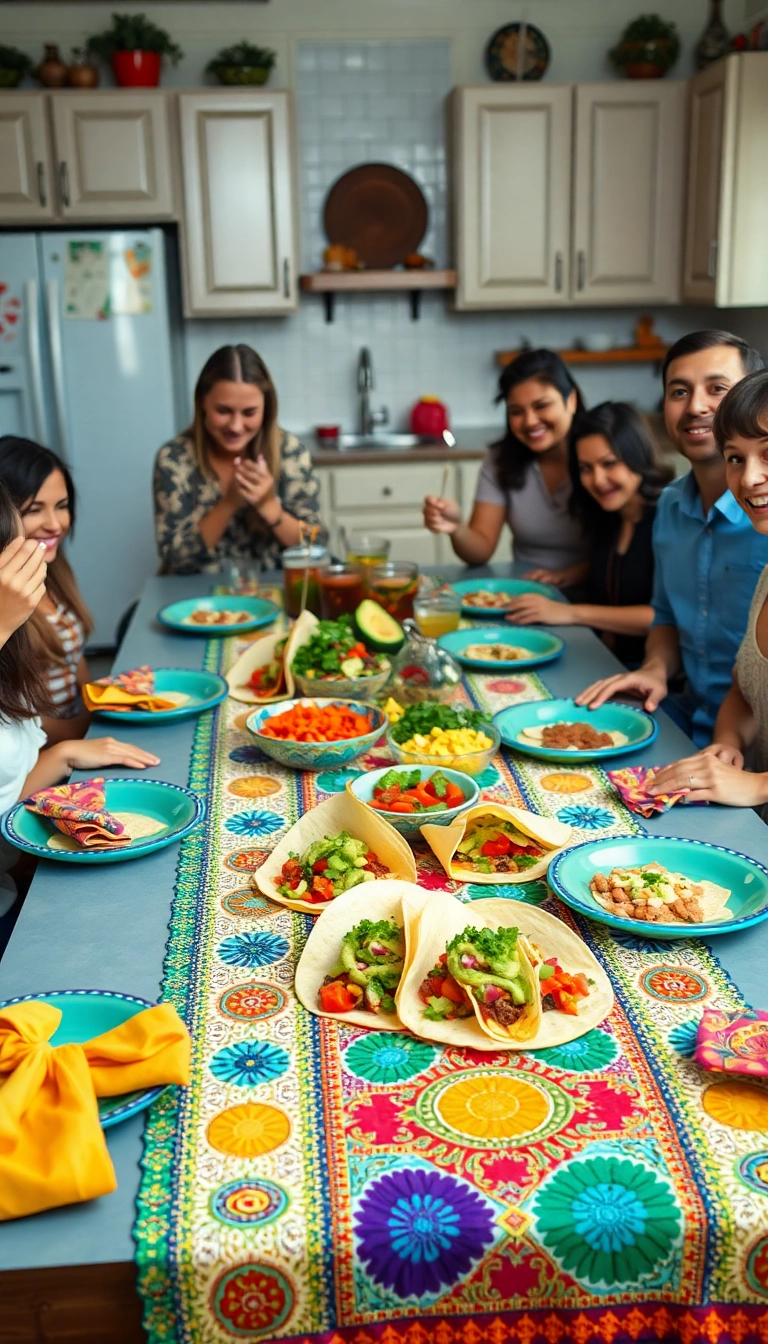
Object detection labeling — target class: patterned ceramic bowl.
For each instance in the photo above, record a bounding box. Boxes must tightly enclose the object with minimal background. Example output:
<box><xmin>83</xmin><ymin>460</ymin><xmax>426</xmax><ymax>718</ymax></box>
<box><xmin>292</xmin><ymin>665</ymin><xmax>391</xmax><ymax>702</ymax></box>
<box><xmin>386</xmin><ymin>722</ymin><xmax>501</xmax><ymax>778</ymax></box>
<box><xmin>246</xmin><ymin>698</ymin><xmax>387</xmax><ymax>771</ymax></box>
<box><xmin>346</xmin><ymin>764</ymin><xmax>479</xmax><ymax>837</ymax></box>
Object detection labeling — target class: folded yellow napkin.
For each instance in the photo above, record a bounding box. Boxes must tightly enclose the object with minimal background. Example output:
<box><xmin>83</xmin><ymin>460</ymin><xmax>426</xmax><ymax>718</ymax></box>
<box><xmin>82</xmin><ymin>669</ymin><xmax>178</xmax><ymax>715</ymax></box>
<box><xmin>0</xmin><ymin>999</ymin><xmax>190</xmax><ymax>1220</ymax></box>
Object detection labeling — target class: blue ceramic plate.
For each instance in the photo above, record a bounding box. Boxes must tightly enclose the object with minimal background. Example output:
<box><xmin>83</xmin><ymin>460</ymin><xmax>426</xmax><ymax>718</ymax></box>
<box><xmin>93</xmin><ymin>668</ymin><xmax>229</xmax><ymax>723</ymax></box>
<box><xmin>247</xmin><ymin>698</ymin><xmax>387</xmax><ymax>771</ymax></box>
<box><xmin>548</xmin><ymin>836</ymin><xmax>768</xmax><ymax>940</ymax></box>
<box><xmin>0</xmin><ymin>989</ymin><xmax>168</xmax><ymax>1126</ymax></box>
<box><xmin>450</xmin><ymin>576</ymin><xmax>565</xmax><ymax>617</ymax></box>
<box><xmin>438</xmin><ymin>625</ymin><xmax>565</xmax><ymax>671</ymax></box>
<box><xmin>1</xmin><ymin>778</ymin><xmax>204</xmax><ymax>864</ymax></box>
<box><xmin>157</xmin><ymin>594</ymin><xmax>279</xmax><ymax>635</ymax></box>
<box><xmin>347</xmin><ymin>764</ymin><xmax>480</xmax><ymax>838</ymax></box>
<box><xmin>494</xmin><ymin>697</ymin><xmax>657</xmax><ymax>762</ymax></box>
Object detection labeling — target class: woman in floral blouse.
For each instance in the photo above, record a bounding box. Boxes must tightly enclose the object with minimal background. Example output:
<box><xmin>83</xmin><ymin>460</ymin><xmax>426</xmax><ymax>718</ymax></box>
<box><xmin>153</xmin><ymin>345</ymin><xmax>327</xmax><ymax>574</ymax></box>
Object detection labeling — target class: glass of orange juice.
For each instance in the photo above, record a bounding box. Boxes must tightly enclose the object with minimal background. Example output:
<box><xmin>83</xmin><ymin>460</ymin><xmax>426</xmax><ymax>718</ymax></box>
<box><xmin>413</xmin><ymin>588</ymin><xmax>462</xmax><ymax>639</ymax></box>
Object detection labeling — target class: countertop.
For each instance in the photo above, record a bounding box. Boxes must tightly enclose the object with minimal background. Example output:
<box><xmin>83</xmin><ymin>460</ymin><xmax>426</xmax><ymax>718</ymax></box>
<box><xmin>309</xmin><ymin>425</ymin><xmax>498</xmax><ymax>466</ymax></box>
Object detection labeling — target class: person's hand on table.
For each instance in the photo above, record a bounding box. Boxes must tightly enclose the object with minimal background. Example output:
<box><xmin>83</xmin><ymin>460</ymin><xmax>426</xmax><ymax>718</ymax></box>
<box><xmin>225</xmin><ymin>454</ymin><xmax>276</xmax><ymax>511</ymax></box>
<box><xmin>0</xmin><ymin>536</ymin><xmax>47</xmax><ymax>643</ymax></box>
<box><xmin>575</xmin><ymin>662</ymin><xmax>668</xmax><ymax>713</ymax></box>
<box><xmin>522</xmin><ymin>566</ymin><xmax>567</xmax><ymax>587</ymax></box>
<box><xmin>504</xmin><ymin>594</ymin><xmax>570</xmax><ymax>626</ymax></box>
<box><xmin>64</xmin><ymin>738</ymin><xmax>160</xmax><ymax>772</ymax></box>
<box><xmin>649</xmin><ymin>751</ymin><xmax>768</xmax><ymax>806</ymax></box>
<box><xmin>423</xmin><ymin>495</ymin><xmax>461</xmax><ymax>535</ymax></box>
<box><xmin>701</xmin><ymin>740</ymin><xmax>745</xmax><ymax>769</ymax></box>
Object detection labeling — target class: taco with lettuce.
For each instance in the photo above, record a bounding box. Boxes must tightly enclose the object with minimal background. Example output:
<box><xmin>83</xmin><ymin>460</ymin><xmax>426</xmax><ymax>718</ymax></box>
<box><xmin>421</xmin><ymin>802</ymin><xmax>571</xmax><ymax>885</ymax></box>
<box><xmin>420</xmin><ymin>922</ymin><xmax>541</xmax><ymax>1041</ymax></box>
<box><xmin>318</xmin><ymin>917</ymin><xmax>404</xmax><ymax>1016</ymax></box>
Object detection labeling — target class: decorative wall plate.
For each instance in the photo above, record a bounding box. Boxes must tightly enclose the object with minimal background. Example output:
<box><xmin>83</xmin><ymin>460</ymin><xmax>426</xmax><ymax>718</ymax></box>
<box><xmin>486</xmin><ymin>22</ymin><xmax>551</xmax><ymax>81</ymax></box>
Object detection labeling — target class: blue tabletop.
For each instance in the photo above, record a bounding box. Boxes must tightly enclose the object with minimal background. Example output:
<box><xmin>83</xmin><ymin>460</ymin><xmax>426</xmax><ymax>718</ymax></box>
<box><xmin>0</xmin><ymin>565</ymin><xmax>766</xmax><ymax>1272</ymax></box>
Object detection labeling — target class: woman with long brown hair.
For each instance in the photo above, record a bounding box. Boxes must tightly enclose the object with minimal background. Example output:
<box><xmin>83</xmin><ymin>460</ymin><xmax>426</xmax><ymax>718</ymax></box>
<box><xmin>0</xmin><ymin>437</ymin><xmax>94</xmax><ymax>744</ymax></box>
<box><xmin>153</xmin><ymin>344</ymin><xmax>326</xmax><ymax>574</ymax></box>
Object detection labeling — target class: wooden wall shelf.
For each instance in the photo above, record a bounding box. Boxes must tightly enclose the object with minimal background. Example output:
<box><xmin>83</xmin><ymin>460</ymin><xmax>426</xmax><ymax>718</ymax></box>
<box><xmin>496</xmin><ymin>345</ymin><xmax>670</xmax><ymax>368</ymax></box>
<box><xmin>300</xmin><ymin>269</ymin><xmax>457</xmax><ymax>322</ymax></box>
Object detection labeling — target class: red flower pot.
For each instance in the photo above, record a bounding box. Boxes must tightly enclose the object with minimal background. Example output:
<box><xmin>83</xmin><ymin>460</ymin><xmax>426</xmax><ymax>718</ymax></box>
<box><xmin>111</xmin><ymin>50</ymin><xmax>162</xmax><ymax>87</ymax></box>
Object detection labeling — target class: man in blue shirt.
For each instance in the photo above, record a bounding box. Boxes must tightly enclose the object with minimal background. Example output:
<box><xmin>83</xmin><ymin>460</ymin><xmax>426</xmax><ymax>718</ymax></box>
<box><xmin>578</xmin><ymin>329</ymin><xmax>767</xmax><ymax>745</ymax></box>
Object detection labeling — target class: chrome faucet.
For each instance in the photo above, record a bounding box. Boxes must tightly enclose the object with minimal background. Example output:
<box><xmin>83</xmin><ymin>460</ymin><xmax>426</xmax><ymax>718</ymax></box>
<box><xmin>357</xmin><ymin>347</ymin><xmax>388</xmax><ymax>437</ymax></box>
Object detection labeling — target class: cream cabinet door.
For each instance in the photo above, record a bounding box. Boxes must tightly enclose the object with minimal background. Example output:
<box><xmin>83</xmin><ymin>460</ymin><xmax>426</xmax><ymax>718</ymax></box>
<box><xmin>682</xmin><ymin>62</ymin><xmax>726</xmax><ymax>303</ymax></box>
<box><xmin>178</xmin><ymin>91</ymin><xmax>297</xmax><ymax>316</ymax></box>
<box><xmin>571</xmin><ymin>83</ymin><xmax>684</xmax><ymax>305</ymax></box>
<box><xmin>0</xmin><ymin>95</ymin><xmax>54</xmax><ymax>222</ymax></box>
<box><xmin>50</xmin><ymin>92</ymin><xmax>174</xmax><ymax>220</ymax></box>
<box><xmin>454</xmin><ymin>86</ymin><xmax>572</xmax><ymax>308</ymax></box>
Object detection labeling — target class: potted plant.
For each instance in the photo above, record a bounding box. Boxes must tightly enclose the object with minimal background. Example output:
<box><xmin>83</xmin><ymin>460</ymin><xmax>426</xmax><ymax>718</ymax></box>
<box><xmin>206</xmin><ymin>40</ymin><xmax>276</xmax><ymax>86</ymax></box>
<box><xmin>0</xmin><ymin>44</ymin><xmax>33</xmax><ymax>89</ymax></box>
<box><xmin>610</xmin><ymin>14</ymin><xmax>680</xmax><ymax>78</ymax></box>
<box><xmin>86</xmin><ymin>13</ymin><xmax>183</xmax><ymax>88</ymax></box>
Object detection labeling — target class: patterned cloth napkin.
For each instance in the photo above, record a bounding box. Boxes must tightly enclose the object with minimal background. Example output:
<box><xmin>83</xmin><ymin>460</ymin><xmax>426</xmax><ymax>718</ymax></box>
<box><xmin>607</xmin><ymin>765</ymin><xmax>704</xmax><ymax>818</ymax></box>
<box><xmin>24</xmin><ymin>778</ymin><xmax>130</xmax><ymax>848</ymax></box>
<box><xmin>696</xmin><ymin>1008</ymin><xmax>768</xmax><ymax>1077</ymax></box>
<box><xmin>82</xmin><ymin>665</ymin><xmax>177</xmax><ymax>714</ymax></box>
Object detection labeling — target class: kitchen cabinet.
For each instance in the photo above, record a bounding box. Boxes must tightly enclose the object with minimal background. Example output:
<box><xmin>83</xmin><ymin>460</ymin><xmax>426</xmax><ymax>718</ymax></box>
<box><xmin>454</xmin><ymin>86</ymin><xmax>572</xmax><ymax>308</ymax></box>
<box><xmin>571</xmin><ymin>83</ymin><xmax>685</xmax><ymax>305</ymax></box>
<box><xmin>178</xmin><ymin>91</ymin><xmax>297</xmax><ymax>316</ymax></box>
<box><xmin>0</xmin><ymin>95</ymin><xmax>54</xmax><ymax>222</ymax></box>
<box><xmin>682</xmin><ymin>53</ymin><xmax>768</xmax><ymax>306</ymax></box>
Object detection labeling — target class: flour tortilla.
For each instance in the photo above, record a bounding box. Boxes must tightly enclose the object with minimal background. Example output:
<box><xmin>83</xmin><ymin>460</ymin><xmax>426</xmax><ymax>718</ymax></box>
<box><xmin>46</xmin><ymin>811</ymin><xmax>167</xmax><ymax>851</ymax></box>
<box><xmin>464</xmin><ymin>643</ymin><xmax>527</xmax><ymax>662</ymax></box>
<box><xmin>227</xmin><ymin>611</ymin><xmax>314</xmax><ymax>704</ymax></box>
<box><xmin>153</xmin><ymin>691</ymin><xmax>190</xmax><ymax>709</ymax></box>
<box><xmin>255</xmin><ymin>792</ymin><xmax>417</xmax><ymax>913</ymax></box>
<box><xmin>295</xmin><ymin>880</ymin><xmax>429</xmax><ymax>1031</ymax></box>
<box><xmin>396</xmin><ymin>891</ymin><xmax>613</xmax><ymax>1051</ymax></box>
<box><xmin>590</xmin><ymin>861</ymin><xmax>731</xmax><ymax>925</ymax></box>
<box><xmin>420</xmin><ymin>802</ymin><xmax>572</xmax><ymax>885</ymax></box>
<box><xmin>518</xmin><ymin>724</ymin><xmax>628</xmax><ymax>749</ymax></box>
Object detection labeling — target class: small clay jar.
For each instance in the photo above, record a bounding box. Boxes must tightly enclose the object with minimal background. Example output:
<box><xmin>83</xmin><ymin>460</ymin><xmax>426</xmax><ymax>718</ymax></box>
<box><xmin>68</xmin><ymin>48</ymin><xmax>99</xmax><ymax>87</ymax></box>
<box><xmin>36</xmin><ymin>43</ymin><xmax>69</xmax><ymax>88</ymax></box>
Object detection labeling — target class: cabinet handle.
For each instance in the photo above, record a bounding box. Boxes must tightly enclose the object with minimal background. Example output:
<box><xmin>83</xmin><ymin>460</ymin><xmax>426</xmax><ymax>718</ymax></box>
<box><xmin>382</xmin><ymin>486</ymin><xmax>392</xmax><ymax>497</ymax></box>
<box><xmin>59</xmin><ymin>161</ymin><xmax>70</xmax><ymax>208</ymax></box>
<box><xmin>577</xmin><ymin>250</ymin><xmax>586</xmax><ymax>291</ymax></box>
<box><xmin>282</xmin><ymin>258</ymin><xmax>290</xmax><ymax>298</ymax></box>
<box><xmin>707</xmin><ymin>239</ymin><xmax>718</xmax><ymax>279</ymax></box>
<box><xmin>36</xmin><ymin>162</ymin><xmax>47</xmax><ymax>208</ymax></box>
<box><xmin>554</xmin><ymin>252</ymin><xmax>563</xmax><ymax>292</ymax></box>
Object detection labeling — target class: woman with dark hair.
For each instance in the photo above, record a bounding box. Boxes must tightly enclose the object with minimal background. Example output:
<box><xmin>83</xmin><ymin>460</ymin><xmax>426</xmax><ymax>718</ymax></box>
<box><xmin>153</xmin><ymin>344</ymin><xmax>326</xmax><ymax>575</ymax></box>
<box><xmin>0</xmin><ymin>436</ymin><xmax>94</xmax><ymax>743</ymax></box>
<box><xmin>423</xmin><ymin>349</ymin><xmax>589</xmax><ymax>584</ymax></box>
<box><xmin>503</xmin><ymin>403</ymin><xmax>674</xmax><ymax>666</ymax></box>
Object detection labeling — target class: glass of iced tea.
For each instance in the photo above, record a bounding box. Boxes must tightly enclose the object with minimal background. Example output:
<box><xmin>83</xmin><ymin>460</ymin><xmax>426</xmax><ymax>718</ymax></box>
<box><xmin>319</xmin><ymin>563</ymin><xmax>366</xmax><ymax>619</ymax></box>
<box><xmin>345</xmin><ymin>533</ymin><xmax>390</xmax><ymax>569</ymax></box>
<box><xmin>282</xmin><ymin>544</ymin><xmax>329</xmax><ymax>619</ymax></box>
<box><xmin>369</xmin><ymin>561</ymin><xmax>420</xmax><ymax>623</ymax></box>
<box><xmin>413</xmin><ymin>588</ymin><xmax>462</xmax><ymax>639</ymax></box>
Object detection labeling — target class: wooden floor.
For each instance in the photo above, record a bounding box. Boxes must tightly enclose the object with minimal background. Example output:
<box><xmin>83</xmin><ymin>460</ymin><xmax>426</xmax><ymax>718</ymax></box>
<box><xmin>0</xmin><ymin>1263</ymin><xmax>145</xmax><ymax>1343</ymax></box>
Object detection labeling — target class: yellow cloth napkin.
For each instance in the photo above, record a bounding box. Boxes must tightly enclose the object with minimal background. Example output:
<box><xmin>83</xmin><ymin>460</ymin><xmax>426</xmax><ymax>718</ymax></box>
<box><xmin>82</xmin><ymin>682</ymin><xmax>178</xmax><ymax>714</ymax></box>
<box><xmin>0</xmin><ymin>999</ymin><xmax>190</xmax><ymax>1220</ymax></box>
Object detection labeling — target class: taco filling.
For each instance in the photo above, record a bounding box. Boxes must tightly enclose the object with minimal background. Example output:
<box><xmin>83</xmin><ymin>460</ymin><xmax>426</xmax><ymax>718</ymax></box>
<box><xmin>245</xmin><ymin>638</ymin><xmax>287</xmax><ymax>698</ymax></box>
<box><xmin>442</xmin><ymin>924</ymin><xmax>536</xmax><ymax>1034</ymax></box>
<box><xmin>538</xmin><ymin>958</ymin><xmax>591</xmax><ymax>1015</ymax></box>
<box><xmin>418</xmin><ymin>952</ymin><xmax>474</xmax><ymax>1021</ymax></box>
<box><xmin>277</xmin><ymin>831</ymin><xmax>390</xmax><ymax>904</ymax></box>
<box><xmin>318</xmin><ymin>918</ymin><xmax>404</xmax><ymax>1015</ymax></box>
<box><xmin>453</xmin><ymin>815</ymin><xmax>546</xmax><ymax>874</ymax></box>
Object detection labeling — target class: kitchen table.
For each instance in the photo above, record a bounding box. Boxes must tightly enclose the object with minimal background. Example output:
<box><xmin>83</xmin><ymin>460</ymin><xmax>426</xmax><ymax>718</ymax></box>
<box><xmin>1</xmin><ymin>567</ymin><xmax>768</xmax><ymax>1344</ymax></box>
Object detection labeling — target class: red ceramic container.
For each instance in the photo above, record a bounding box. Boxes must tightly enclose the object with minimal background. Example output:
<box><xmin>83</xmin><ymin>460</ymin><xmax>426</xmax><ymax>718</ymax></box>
<box><xmin>112</xmin><ymin>50</ymin><xmax>162</xmax><ymax>87</ymax></box>
<box><xmin>410</xmin><ymin>397</ymin><xmax>449</xmax><ymax>438</ymax></box>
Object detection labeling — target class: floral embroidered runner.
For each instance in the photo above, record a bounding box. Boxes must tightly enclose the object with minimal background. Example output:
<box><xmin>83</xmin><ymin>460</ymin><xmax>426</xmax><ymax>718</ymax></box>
<box><xmin>134</xmin><ymin>620</ymin><xmax>768</xmax><ymax>1344</ymax></box>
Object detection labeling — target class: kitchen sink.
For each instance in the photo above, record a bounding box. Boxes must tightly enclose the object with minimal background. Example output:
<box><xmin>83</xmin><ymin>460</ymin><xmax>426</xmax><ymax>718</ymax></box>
<box><xmin>324</xmin><ymin>432</ymin><xmax>437</xmax><ymax>451</ymax></box>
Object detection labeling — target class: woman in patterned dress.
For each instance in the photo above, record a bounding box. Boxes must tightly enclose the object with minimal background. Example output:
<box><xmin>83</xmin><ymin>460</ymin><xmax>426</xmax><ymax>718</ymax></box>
<box><xmin>0</xmin><ymin>437</ymin><xmax>93</xmax><ymax>744</ymax></box>
<box><xmin>153</xmin><ymin>345</ymin><xmax>327</xmax><ymax>575</ymax></box>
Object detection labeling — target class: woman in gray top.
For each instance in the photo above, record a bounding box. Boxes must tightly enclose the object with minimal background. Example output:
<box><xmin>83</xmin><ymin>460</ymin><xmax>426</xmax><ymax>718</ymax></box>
<box><xmin>423</xmin><ymin>349</ymin><xmax>589</xmax><ymax>587</ymax></box>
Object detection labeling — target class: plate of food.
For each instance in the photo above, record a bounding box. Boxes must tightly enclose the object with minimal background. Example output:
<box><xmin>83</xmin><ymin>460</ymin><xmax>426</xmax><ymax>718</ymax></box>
<box><xmin>396</xmin><ymin>890</ymin><xmax>613</xmax><ymax>1050</ymax></box>
<box><xmin>421</xmin><ymin>802</ymin><xmax>572</xmax><ymax>884</ymax></box>
<box><xmin>157</xmin><ymin>594</ymin><xmax>279</xmax><ymax>635</ymax></box>
<box><xmin>437</xmin><ymin>625</ymin><xmax>565</xmax><ymax>670</ymax></box>
<box><xmin>347</xmin><ymin>764</ymin><xmax>479</xmax><ymax>837</ymax></box>
<box><xmin>494</xmin><ymin>698</ymin><xmax>657</xmax><ymax>762</ymax></box>
<box><xmin>450</xmin><ymin>577</ymin><xmax>564</xmax><ymax>616</ymax></box>
<box><xmin>548</xmin><ymin>836</ymin><xmax>768</xmax><ymax>939</ymax></box>
<box><xmin>88</xmin><ymin>668</ymin><xmax>229</xmax><ymax>723</ymax></box>
<box><xmin>1</xmin><ymin>779</ymin><xmax>204</xmax><ymax>864</ymax></box>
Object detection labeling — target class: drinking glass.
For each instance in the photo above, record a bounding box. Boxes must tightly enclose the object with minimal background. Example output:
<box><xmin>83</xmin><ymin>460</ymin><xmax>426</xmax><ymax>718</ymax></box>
<box><xmin>369</xmin><ymin>561</ymin><xmax>420</xmax><ymax>622</ymax></box>
<box><xmin>282</xmin><ymin>544</ymin><xmax>329</xmax><ymax>618</ymax></box>
<box><xmin>225</xmin><ymin>560</ymin><xmax>261</xmax><ymax>595</ymax></box>
<box><xmin>344</xmin><ymin>532</ymin><xmax>390</xmax><ymax>569</ymax></box>
<box><xmin>319</xmin><ymin>563</ymin><xmax>366</xmax><ymax>619</ymax></box>
<box><xmin>413</xmin><ymin>588</ymin><xmax>462</xmax><ymax>639</ymax></box>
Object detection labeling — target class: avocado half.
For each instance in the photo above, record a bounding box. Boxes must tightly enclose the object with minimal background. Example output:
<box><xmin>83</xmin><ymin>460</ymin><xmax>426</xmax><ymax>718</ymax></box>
<box><xmin>353</xmin><ymin>598</ymin><xmax>405</xmax><ymax>653</ymax></box>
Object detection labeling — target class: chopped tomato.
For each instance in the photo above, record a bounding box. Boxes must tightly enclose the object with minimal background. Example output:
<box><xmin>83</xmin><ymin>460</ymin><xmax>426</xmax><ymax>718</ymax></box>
<box><xmin>550</xmin><ymin>988</ymin><xmax>579</xmax><ymax>1015</ymax></box>
<box><xmin>423</xmin><ymin>976</ymin><xmax>444</xmax><ymax>999</ymax></box>
<box><xmin>444</xmin><ymin>783</ymin><xmax>465</xmax><ymax>807</ymax></box>
<box><xmin>481</xmin><ymin>835</ymin><xmax>511</xmax><ymax>857</ymax></box>
<box><xmin>390</xmin><ymin>800</ymin><xmax>416</xmax><ymax>813</ymax></box>
<box><xmin>319</xmin><ymin>982</ymin><xmax>356</xmax><ymax>1012</ymax></box>
<box><xmin>310</xmin><ymin>875</ymin><xmax>335</xmax><ymax>901</ymax></box>
<box><xmin>312</xmin><ymin>857</ymin><xmax>330</xmax><ymax>873</ymax></box>
<box><xmin>439</xmin><ymin>975</ymin><xmax>465</xmax><ymax>1004</ymax></box>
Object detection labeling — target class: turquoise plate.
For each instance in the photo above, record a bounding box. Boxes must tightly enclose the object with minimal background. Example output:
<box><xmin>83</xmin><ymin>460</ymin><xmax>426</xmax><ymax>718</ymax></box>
<box><xmin>494</xmin><ymin>697</ymin><xmax>657</xmax><ymax>762</ymax></box>
<box><xmin>548</xmin><ymin>836</ymin><xmax>768</xmax><ymax>940</ymax></box>
<box><xmin>1</xmin><ymin>778</ymin><xmax>204</xmax><ymax>864</ymax></box>
<box><xmin>347</xmin><ymin>764</ymin><xmax>480</xmax><ymax>838</ymax></box>
<box><xmin>93</xmin><ymin>668</ymin><xmax>228</xmax><ymax>723</ymax></box>
<box><xmin>157</xmin><ymin>594</ymin><xmax>279</xmax><ymax>635</ymax></box>
<box><xmin>0</xmin><ymin>989</ymin><xmax>170</xmax><ymax>1126</ymax></box>
<box><xmin>450</xmin><ymin>576</ymin><xmax>565</xmax><ymax>616</ymax></box>
<box><xmin>438</xmin><ymin>625</ymin><xmax>565</xmax><ymax>671</ymax></box>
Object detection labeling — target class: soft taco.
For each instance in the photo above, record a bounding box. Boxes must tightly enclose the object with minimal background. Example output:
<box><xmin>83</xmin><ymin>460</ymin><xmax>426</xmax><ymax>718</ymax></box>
<box><xmin>294</xmin><ymin>880</ymin><xmax>429</xmax><ymax>1030</ymax></box>
<box><xmin>255</xmin><ymin>792</ymin><xmax>417</xmax><ymax>913</ymax></box>
<box><xmin>227</xmin><ymin>610</ymin><xmax>315</xmax><ymax>704</ymax></box>
<box><xmin>421</xmin><ymin>802</ymin><xmax>572</xmax><ymax>884</ymax></box>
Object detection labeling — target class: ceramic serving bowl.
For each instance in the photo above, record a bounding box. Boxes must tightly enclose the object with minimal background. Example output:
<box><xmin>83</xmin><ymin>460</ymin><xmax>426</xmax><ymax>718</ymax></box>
<box><xmin>386</xmin><ymin>722</ymin><xmax>501</xmax><ymax>777</ymax></box>
<box><xmin>346</xmin><ymin>764</ymin><xmax>480</xmax><ymax>837</ymax></box>
<box><xmin>292</xmin><ymin>665</ymin><xmax>391</xmax><ymax>702</ymax></box>
<box><xmin>246</xmin><ymin>698</ymin><xmax>387</xmax><ymax>770</ymax></box>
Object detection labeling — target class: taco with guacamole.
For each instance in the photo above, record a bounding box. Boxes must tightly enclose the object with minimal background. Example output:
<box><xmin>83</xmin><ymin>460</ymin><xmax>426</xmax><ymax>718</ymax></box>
<box><xmin>421</xmin><ymin>922</ymin><xmax>541</xmax><ymax>1041</ymax></box>
<box><xmin>421</xmin><ymin>802</ymin><xmax>571</xmax><ymax>885</ymax></box>
<box><xmin>318</xmin><ymin>917</ymin><xmax>404</xmax><ymax>1016</ymax></box>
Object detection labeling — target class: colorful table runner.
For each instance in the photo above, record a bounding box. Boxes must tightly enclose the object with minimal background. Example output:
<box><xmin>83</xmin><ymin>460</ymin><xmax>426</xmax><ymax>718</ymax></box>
<box><xmin>134</xmin><ymin>616</ymin><xmax>768</xmax><ymax>1344</ymax></box>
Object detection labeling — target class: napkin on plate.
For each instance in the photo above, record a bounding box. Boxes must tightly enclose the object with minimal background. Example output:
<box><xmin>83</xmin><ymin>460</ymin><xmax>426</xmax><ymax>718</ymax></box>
<box><xmin>607</xmin><ymin>765</ymin><xmax>705</xmax><ymax>818</ymax></box>
<box><xmin>25</xmin><ymin>777</ymin><xmax>130</xmax><ymax>848</ymax></box>
<box><xmin>696</xmin><ymin>1008</ymin><xmax>768</xmax><ymax>1077</ymax></box>
<box><xmin>82</xmin><ymin>665</ymin><xmax>178</xmax><ymax>714</ymax></box>
<box><xmin>0</xmin><ymin>999</ymin><xmax>190</xmax><ymax>1219</ymax></box>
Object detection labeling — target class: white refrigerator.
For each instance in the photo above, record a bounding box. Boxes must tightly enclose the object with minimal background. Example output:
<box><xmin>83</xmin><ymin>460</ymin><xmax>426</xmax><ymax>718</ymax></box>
<box><xmin>0</xmin><ymin>229</ymin><xmax>183</xmax><ymax>646</ymax></box>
